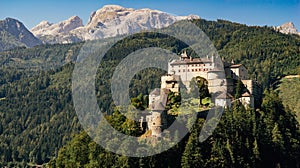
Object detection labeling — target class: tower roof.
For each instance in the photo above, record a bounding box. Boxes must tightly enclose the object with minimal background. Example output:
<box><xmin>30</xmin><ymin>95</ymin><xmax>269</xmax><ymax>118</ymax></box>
<box><xmin>152</xmin><ymin>101</ymin><xmax>165</xmax><ymax>111</ymax></box>
<box><xmin>216</xmin><ymin>92</ymin><xmax>233</xmax><ymax>99</ymax></box>
<box><xmin>149</xmin><ymin>88</ymin><xmax>160</xmax><ymax>96</ymax></box>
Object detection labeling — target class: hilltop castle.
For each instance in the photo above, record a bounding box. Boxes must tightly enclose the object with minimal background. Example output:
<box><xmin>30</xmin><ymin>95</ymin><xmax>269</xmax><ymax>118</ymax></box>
<box><xmin>145</xmin><ymin>52</ymin><xmax>258</xmax><ymax>137</ymax></box>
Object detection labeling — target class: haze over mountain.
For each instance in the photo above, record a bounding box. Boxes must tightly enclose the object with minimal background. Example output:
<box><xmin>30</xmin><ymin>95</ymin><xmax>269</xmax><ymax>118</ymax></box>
<box><xmin>31</xmin><ymin>5</ymin><xmax>200</xmax><ymax>44</ymax></box>
<box><xmin>0</xmin><ymin>18</ymin><xmax>42</xmax><ymax>51</ymax></box>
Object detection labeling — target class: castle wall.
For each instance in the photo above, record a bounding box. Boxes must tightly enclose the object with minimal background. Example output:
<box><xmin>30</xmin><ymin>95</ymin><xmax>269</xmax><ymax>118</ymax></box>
<box><xmin>230</xmin><ymin>65</ymin><xmax>248</xmax><ymax>80</ymax></box>
<box><xmin>168</xmin><ymin>60</ymin><xmax>214</xmax><ymax>90</ymax></box>
<box><xmin>161</xmin><ymin>75</ymin><xmax>180</xmax><ymax>93</ymax></box>
<box><xmin>215</xmin><ymin>98</ymin><xmax>232</xmax><ymax>108</ymax></box>
<box><xmin>241</xmin><ymin>80</ymin><xmax>253</xmax><ymax>94</ymax></box>
<box><xmin>149</xmin><ymin>95</ymin><xmax>160</xmax><ymax>109</ymax></box>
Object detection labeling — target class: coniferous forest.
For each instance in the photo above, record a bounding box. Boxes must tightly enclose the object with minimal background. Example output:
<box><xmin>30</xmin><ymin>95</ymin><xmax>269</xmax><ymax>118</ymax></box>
<box><xmin>0</xmin><ymin>19</ymin><xmax>299</xmax><ymax>167</ymax></box>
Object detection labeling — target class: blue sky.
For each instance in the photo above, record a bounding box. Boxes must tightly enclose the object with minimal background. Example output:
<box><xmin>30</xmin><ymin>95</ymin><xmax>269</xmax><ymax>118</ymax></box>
<box><xmin>1</xmin><ymin>0</ymin><xmax>299</xmax><ymax>30</ymax></box>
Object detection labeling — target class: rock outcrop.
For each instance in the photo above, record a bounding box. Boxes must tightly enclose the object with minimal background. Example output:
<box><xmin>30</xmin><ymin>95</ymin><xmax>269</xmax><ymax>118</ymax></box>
<box><xmin>275</xmin><ymin>22</ymin><xmax>300</xmax><ymax>36</ymax></box>
<box><xmin>31</xmin><ymin>16</ymin><xmax>83</xmax><ymax>44</ymax></box>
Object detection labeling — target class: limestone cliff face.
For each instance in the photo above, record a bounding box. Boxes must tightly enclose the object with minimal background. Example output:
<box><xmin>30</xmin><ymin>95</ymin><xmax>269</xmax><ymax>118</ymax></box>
<box><xmin>0</xmin><ymin>18</ymin><xmax>42</xmax><ymax>51</ymax></box>
<box><xmin>275</xmin><ymin>22</ymin><xmax>300</xmax><ymax>36</ymax></box>
<box><xmin>30</xmin><ymin>5</ymin><xmax>200</xmax><ymax>43</ymax></box>
<box><xmin>31</xmin><ymin>16</ymin><xmax>83</xmax><ymax>44</ymax></box>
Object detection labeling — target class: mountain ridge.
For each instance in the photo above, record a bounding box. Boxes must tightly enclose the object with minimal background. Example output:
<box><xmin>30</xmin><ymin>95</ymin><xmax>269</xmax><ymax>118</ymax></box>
<box><xmin>30</xmin><ymin>5</ymin><xmax>200</xmax><ymax>44</ymax></box>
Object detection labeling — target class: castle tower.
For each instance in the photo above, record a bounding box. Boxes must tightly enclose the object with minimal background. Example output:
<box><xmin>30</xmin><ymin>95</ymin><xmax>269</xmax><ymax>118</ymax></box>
<box><xmin>147</xmin><ymin>101</ymin><xmax>166</xmax><ymax>137</ymax></box>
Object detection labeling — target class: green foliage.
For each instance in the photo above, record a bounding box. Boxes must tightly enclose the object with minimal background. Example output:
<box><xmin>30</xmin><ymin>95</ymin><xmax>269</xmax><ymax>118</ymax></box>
<box><xmin>49</xmin><ymin>90</ymin><xmax>300</xmax><ymax>168</ymax></box>
<box><xmin>189</xmin><ymin>76</ymin><xmax>210</xmax><ymax>105</ymax></box>
<box><xmin>277</xmin><ymin>77</ymin><xmax>300</xmax><ymax>123</ymax></box>
<box><xmin>165</xmin><ymin>91</ymin><xmax>181</xmax><ymax>110</ymax></box>
<box><xmin>0</xmin><ymin>64</ymin><xmax>82</xmax><ymax>167</ymax></box>
<box><xmin>234</xmin><ymin>80</ymin><xmax>244</xmax><ymax>99</ymax></box>
<box><xmin>131</xmin><ymin>93</ymin><xmax>148</xmax><ymax>110</ymax></box>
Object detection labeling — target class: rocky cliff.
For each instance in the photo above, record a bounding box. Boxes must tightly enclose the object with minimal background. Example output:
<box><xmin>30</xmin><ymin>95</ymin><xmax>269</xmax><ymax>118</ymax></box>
<box><xmin>275</xmin><ymin>22</ymin><xmax>300</xmax><ymax>36</ymax></box>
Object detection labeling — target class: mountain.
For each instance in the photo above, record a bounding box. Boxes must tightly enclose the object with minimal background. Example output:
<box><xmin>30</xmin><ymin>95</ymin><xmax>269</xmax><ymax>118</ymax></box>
<box><xmin>275</xmin><ymin>22</ymin><xmax>300</xmax><ymax>36</ymax></box>
<box><xmin>30</xmin><ymin>5</ymin><xmax>200</xmax><ymax>44</ymax></box>
<box><xmin>0</xmin><ymin>18</ymin><xmax>42</xmax><ymax>51</ymax></box>
<box><xmin>31</xmin><ymin>16</ymin><xmax>83</xmax><ymax>44</ymax></box>
<box><xmin>1</xmin><ymin>18</ymin><xmax>300</xmax><ymax>167</ymax></box>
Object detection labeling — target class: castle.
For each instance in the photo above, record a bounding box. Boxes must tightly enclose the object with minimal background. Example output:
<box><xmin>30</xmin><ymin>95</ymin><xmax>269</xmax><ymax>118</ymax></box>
<box><xmin>145</xmin><ymin>52</ymin><xmax>257</xmax><ymax>137</ymax></box>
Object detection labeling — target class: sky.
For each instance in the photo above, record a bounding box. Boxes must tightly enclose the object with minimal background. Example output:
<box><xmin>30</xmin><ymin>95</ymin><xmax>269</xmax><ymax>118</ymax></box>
<box><xmin>0</xmin><ymin>0</ymin><xmax>299</xmax><ymax>30</ymax></box>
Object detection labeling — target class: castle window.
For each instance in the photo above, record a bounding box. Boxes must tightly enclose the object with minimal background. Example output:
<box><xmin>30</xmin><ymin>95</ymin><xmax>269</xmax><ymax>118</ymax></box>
<box><xmin>195</xmin><ymin>69</ymin><xmax>198</xmax><ymax>72</ymax></box>
<box><xmin>192</xmin><ymin>69</ymin><xmax>194</xmax><ymax>72</ymax></box>
<box><xmin>187</xmin><ymin>69</ymin><xmax>190</xmax><ymax>72</ymax></box>
<box><xmin>178</xmin><ymin>70</ymin><xmax>181</xmax><ymax>73</ymax></box>
<box><xmin>183</xmin><ymin>69</ymin><xmax>185</xmax><ymax>72</ymax></box>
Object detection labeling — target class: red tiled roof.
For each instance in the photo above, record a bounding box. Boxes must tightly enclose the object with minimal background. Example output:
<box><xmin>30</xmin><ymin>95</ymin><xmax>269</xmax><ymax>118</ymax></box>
<box><xmin>170</xmin><ymin>58</ymin><xmax>212</xmax><ymax>65</ymax></box>
<box><xmin>229</xmin><ymin>64</ymin><xmax>243</xmax><ymax>68</ymax></box>
<box><xmin>241</xmin><ymin>92</ymin><xmax>251</xmax><ymax>97</ymax></box>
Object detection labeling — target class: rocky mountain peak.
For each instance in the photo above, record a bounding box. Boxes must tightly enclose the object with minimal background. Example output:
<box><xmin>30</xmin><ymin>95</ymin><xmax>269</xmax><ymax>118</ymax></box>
<box><xmin>86</xmin><ymin>5</ymin><xmax>134</xmax><ymax>27</ymax></box>
<box><xmin>59</xmin><ymin>15</ymin><xmax>83</xmax><ymax>32</ymax></box>
<box><xmin>0</xmin><ymin>18</ymin><xmax>42</xmax><ymax>51</ymax></box>
<box><xmin>100</xmin><ymin>4</ymin><xmax>130</xmax><ymax>12</ymax></box>
<box><xmin>66</xmin><ymin>16</ymin><xmax>82</xmax><ymax>25</ymax></box>
<box><xmin>275</xmin><ymin>22</ymin><xmax>300</xmax><ymax>36</ymax></box>
<box><xmin>30</xmin><ymin>5</ymin><xmax>200</xmax><ymax>43</ymax></box>
<box><xmin>31</xmin><ymin>21</ymin><xmax>52</xmax><ymax>32</ymax></box>
<box><xmin>3</xmin><ymin>17</ymin><xmax>25</xmax><ymax>30</ymax></box>
<box><xmin>31</xmin><ymin>15</ymin><xmax>83</xmax><ymax>36</ymax></box>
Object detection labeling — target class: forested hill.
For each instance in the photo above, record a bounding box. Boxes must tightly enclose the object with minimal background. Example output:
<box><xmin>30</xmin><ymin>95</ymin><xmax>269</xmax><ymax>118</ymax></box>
<box><xmin>193</xmin><ymin>19</ymin><xmax>300</xmax><ymax>88</ymax></box>
<box><xmin>0</xmin><ymin>19</ymin><xmax>299</xmax><ymax>167</ymax></box>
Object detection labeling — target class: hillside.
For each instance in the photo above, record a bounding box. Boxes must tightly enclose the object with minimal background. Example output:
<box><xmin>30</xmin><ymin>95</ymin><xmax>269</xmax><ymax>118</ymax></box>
<box><xmin>192</xmin><ymin>19</ymin><xmax>300</xmax><ymax>88</ymax></box>
<box><xmin>0</xmin><ymin>19</ymin><xmax>299</xmax><ymax>166</ymax></box>
<box><xmin>278</xmin><ymin>76</ymin><xmax>300</xmax><ymax>122</ymax></box>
